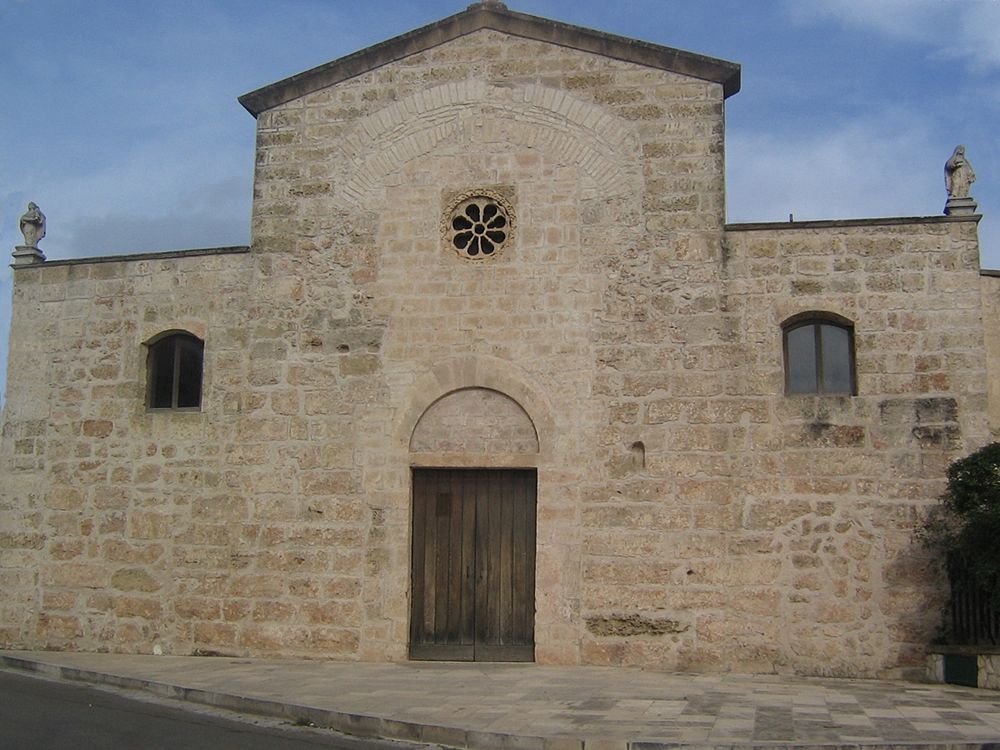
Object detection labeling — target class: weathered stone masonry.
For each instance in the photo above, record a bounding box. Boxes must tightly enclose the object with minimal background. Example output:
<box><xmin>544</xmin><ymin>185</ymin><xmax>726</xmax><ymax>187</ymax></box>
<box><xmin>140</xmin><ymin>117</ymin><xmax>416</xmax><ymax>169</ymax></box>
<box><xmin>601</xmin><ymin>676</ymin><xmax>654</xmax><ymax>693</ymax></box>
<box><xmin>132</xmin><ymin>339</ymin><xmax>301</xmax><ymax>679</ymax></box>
<box><xmin>1</xmin><ymin>3</ymin><xmax>994</xmax><ymax>678</ymax></box>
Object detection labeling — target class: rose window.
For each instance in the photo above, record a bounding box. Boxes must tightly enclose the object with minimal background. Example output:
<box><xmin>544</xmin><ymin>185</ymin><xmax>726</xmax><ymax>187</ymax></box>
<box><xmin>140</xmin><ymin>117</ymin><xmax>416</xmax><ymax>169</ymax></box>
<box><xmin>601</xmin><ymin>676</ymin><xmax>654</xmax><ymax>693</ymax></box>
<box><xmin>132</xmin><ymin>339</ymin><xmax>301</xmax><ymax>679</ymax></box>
<box><xmin>444</xmin><ymin>193</ymin><xmax>514</xmax><ymax>260</ymax></box>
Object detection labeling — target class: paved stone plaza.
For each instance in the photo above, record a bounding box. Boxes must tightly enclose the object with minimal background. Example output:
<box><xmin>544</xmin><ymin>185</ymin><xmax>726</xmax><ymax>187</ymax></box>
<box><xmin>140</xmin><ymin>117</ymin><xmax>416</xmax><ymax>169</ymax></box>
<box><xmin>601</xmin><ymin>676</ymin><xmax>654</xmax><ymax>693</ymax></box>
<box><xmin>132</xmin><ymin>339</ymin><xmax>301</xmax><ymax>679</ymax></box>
<box><xmin>4</xmin><ymin>650</ymin><xmax>1000</xmax><ymax>749</ymax></box>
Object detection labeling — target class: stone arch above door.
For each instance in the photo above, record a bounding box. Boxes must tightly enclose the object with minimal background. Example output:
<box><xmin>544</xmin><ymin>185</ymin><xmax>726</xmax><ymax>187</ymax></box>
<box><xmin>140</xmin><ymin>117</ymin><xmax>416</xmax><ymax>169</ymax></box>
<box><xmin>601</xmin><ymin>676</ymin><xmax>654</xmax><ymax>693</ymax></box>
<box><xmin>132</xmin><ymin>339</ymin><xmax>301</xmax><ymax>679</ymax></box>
<box><xmin>410</xmin><ymin>388</ymin><xmax>539</xmax><ymax>455</ymax></box>
<box><xmin>397</xmin><ymin>354</ymin><xmax>555</xmax><ymax>466</ymax></box>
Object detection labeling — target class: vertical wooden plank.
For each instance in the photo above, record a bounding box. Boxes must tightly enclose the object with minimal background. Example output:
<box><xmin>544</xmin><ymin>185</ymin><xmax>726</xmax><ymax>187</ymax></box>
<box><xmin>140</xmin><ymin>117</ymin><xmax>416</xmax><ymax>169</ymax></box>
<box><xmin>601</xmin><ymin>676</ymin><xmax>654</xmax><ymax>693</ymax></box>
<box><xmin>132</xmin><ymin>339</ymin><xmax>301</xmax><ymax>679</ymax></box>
<box><xmin>409</xmin><ymin>469</ymin><xmax>427</xmax><ymax>649</ymax></box>
<box><xmin>459</xmin><ymin>470</ymin><xmax>478</xmax><ymax>646</ymax></box>
<box><xmin>524</xmin><ymin>470</ymin><xmax>537</xmax><ymax>647</ymax></box>
<box><xmin>423</xmin><ymin>470</ymin><xmax>437</xmax><ymax>643</ymax></box>
<box><xmin>487</xmin><ymin>470</ymin><xmax>503</xmax><ymax>646</ymax></box>
<box><xmin>433</xmin><ymin>472</ymin><xmax>452</xmax><ymax>643</ymax></box>
<box><xmin>474</xmin><ymin>469</ymin><xmax>490</xmax><ymax>648</ymax></box>
<box><xmin>510</xmin><ymin>470</ymin><xmax>527</xmax><ymax>644</ymax></box>
<box><xmin>489</xmin><ymin>471</ymin><xmax>501</xmax><ymax>648</ymax></box>
<box><xmin>446</xmin><ymin>470</ymin><xmax>464</xmax><ymax>643</ymax></box>
<box><xmin>499</xmin><ymin>470</ymin><xmax>514</xmax><ymax>645</ymax></box>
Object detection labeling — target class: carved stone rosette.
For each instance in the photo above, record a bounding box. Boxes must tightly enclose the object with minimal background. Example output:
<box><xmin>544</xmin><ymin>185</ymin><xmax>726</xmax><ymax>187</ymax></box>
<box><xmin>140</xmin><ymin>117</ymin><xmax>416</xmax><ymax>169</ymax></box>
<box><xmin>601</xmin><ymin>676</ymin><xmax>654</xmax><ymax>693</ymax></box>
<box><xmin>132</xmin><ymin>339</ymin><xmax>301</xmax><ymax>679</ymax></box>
<box><xmin>442</xmin><ymin>188</ymin><xmax>516</xmax><ymax>261</ymax></box>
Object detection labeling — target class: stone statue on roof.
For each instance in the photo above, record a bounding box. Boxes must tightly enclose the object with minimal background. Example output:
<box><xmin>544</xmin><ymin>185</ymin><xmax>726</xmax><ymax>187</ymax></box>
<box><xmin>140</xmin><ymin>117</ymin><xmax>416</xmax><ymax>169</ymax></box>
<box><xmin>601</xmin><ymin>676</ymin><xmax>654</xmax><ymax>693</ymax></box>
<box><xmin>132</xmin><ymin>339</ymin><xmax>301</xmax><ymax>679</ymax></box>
<box><xmin>944</xmin><ymin>145</ymin><xmax>976</xmax><ymax>200</ymax></box>
<box><xmin>18</xmin><ymin>202</ymin><xmax>46</xmax><ymax>249</ymax></box>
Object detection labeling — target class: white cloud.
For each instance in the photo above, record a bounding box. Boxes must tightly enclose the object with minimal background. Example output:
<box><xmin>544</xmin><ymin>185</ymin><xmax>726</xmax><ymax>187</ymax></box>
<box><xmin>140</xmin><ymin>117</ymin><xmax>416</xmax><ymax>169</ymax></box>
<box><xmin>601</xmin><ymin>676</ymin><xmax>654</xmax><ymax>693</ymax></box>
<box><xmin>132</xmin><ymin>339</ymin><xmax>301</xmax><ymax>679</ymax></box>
<box><xmin>789</xmin><ymin>0</ymin><xmax>942</xmax><ymax>41</ymax></box>
<box><xmin>1</xmin><ymin>130</ymin><xmax>253</xmax><ymax>261</ymax></box>
<box><xmin>65</xmin><ymin>197</ymin><xmax>250</xmax><ymax>257</ymax></box>
<box><xmin>787</xmin><ymin>0</ymin><xmax>1000</xmax><ymax>71</ymax></box>
<box><xmin>727</xmin><ymin>105</ymin><xmax>1000</xmax><ymax>268</ymax></box>
<box><xmin>957</xmin><ymin>2</ymin><xmax>1000</xmax><ymax>70</ymax></box>
<box><xmin>727</xmin><ymin>107</ymin><xmax>941</xmax><ymax>223</ymax></box>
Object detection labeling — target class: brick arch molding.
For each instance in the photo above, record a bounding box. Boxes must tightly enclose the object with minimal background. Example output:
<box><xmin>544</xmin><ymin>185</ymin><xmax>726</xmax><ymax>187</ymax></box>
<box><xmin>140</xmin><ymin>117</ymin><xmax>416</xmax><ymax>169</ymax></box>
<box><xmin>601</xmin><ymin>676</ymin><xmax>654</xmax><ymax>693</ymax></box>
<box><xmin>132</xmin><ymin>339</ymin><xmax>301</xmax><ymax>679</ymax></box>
<box><xmin>337</xmin><ymin>80</ymin><xmax>642</xmax><ymax>208</ymax></box>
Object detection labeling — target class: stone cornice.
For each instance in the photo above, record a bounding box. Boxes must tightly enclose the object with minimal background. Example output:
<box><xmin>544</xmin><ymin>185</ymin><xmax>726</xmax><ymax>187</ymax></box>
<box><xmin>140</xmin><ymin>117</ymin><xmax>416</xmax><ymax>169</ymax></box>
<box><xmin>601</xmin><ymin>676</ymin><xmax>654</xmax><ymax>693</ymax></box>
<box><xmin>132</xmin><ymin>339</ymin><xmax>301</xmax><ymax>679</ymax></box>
<box><xmin>726</xmin><ymin>215</ymin><xmax>982</xmax><ymax>232</ymax></box>
<box><xmin>10</xmin><ymin>245</ymin><xmax>250</xmax><ymax>270</ymax></box>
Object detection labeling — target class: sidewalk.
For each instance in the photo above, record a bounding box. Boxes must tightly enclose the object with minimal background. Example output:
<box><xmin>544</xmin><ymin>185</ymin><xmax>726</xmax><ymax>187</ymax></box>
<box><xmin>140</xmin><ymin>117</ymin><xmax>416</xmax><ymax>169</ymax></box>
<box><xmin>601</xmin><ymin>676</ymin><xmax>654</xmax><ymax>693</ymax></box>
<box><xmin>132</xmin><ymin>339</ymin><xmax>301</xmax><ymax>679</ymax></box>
<box><xmin>3</xmin><ymin>649</ymin><xmax>1000</xmax><ymax>750</ymax></box>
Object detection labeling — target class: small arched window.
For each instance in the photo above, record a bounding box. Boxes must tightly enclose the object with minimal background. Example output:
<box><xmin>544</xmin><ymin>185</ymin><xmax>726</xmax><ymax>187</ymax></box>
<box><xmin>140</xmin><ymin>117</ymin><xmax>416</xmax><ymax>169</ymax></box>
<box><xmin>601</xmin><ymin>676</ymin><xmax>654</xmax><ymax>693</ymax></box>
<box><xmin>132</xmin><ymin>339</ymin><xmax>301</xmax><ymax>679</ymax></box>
<box><xmin>783</xmin><ymin>315</ymin><xmax>856</xmax><ymax>395</ymax></box>
<box><xmin>147</xmin><ymin>332</ymin><xmax>204</xmax><ymax>409</ymax></box>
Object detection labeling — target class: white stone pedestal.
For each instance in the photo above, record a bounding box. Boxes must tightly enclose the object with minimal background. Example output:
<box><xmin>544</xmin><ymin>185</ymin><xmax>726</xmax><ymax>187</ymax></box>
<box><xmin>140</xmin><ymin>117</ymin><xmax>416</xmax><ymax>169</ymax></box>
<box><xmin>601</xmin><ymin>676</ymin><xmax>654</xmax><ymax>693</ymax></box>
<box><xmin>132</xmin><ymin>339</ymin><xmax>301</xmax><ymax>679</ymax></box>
<box><xmin>945</xmin><ymin>197</ymin><xmax>978</xmax><ymax>216</ymax></box>
<box><xmin>11</xmin><ymin>245</ymin><xmax>45</xmax><ymax>265</ymax></box>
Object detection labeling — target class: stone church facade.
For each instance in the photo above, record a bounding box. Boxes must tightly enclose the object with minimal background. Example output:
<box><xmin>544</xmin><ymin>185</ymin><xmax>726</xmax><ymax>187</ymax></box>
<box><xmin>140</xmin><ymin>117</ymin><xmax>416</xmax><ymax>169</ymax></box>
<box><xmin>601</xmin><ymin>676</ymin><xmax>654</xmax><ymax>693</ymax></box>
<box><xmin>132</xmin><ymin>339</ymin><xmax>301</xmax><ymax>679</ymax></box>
<box><xmin>1</xmin><ymin>3</ymin><xmax>996</xmax><ymax>679</ymax></box>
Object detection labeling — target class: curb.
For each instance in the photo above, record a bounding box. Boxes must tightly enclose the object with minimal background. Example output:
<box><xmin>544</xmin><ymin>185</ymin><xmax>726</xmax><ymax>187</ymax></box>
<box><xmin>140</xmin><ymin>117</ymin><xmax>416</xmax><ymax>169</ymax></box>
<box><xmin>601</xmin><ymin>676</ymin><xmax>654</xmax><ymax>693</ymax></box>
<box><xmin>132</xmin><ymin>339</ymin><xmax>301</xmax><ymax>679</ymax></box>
<box><xmin>0</xmin><ymin>653</ymin><xmax>585</xmax><ymax>750</ymax></box>
<box><xmin>3</xmin><ymin>653</ymin><xmax>999</xmax><ymax>750</ymax></box>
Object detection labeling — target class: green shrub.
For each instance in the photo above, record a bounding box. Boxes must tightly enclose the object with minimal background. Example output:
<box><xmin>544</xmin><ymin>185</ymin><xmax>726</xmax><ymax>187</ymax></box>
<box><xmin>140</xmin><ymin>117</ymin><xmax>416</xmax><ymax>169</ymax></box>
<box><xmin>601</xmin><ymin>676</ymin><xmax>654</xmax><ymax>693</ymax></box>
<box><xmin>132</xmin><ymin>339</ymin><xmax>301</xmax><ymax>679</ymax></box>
<box><xmin>922</xmin><ymin>442</ymin><xmax>1000</xmax><ymax>605</ymax></box>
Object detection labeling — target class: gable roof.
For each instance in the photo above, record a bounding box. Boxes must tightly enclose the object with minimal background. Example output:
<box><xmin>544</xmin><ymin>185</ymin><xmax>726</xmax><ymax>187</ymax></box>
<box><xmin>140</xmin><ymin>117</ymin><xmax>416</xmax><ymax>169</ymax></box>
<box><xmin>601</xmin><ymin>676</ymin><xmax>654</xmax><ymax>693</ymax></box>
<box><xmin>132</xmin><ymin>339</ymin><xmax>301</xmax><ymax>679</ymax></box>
<box><xmin>238</xmin><ymin>1</ymin><xmax>741</xmax><ymax>117</ymax></box>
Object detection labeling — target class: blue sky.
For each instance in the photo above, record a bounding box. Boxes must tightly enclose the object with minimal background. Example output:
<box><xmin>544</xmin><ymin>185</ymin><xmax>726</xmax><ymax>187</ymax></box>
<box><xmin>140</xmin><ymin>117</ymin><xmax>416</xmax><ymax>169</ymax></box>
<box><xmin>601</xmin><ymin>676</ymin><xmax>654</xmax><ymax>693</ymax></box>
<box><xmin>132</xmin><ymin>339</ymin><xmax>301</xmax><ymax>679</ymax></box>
<box><xmin>2</xmin><ymin>0</ymin><xmax>998</xmax><ymax>408</ymax></box>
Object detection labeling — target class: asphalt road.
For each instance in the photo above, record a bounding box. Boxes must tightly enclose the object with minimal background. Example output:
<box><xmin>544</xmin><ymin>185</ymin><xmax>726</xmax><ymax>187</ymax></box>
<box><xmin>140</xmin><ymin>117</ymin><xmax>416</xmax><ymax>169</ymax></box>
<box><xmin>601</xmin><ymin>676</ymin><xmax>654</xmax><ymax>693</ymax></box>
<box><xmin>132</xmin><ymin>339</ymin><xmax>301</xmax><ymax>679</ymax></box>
<box><xmin>0</xmin><ymin>668</ymin><xmax>424</xmax><ymax>750</ymax></box>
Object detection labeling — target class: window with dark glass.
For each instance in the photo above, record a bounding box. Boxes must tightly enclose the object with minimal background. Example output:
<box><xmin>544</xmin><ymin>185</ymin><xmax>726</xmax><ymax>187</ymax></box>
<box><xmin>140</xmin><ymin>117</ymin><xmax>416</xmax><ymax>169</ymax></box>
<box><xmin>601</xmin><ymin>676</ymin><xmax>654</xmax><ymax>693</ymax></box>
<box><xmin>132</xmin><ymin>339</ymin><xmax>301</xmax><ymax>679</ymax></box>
<box><xmin>783</xmin><ymin>318</ymin><xmax>855</xmax><ymax>395</ymax></box>
<box><xmin>147</xmin><ymin>333</ymin><xmax>204</xmax><ymax>409</ymax></box>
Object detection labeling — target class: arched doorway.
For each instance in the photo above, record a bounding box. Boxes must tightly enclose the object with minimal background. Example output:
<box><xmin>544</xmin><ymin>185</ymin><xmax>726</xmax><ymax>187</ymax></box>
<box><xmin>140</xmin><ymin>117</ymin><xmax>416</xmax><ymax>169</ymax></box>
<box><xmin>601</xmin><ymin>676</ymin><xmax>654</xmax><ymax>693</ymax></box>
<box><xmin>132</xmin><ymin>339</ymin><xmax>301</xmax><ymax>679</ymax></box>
<box><xmin>408</xmin><ymin>388</ymin><xmax>538</xmax><ymax>662</ymax></box>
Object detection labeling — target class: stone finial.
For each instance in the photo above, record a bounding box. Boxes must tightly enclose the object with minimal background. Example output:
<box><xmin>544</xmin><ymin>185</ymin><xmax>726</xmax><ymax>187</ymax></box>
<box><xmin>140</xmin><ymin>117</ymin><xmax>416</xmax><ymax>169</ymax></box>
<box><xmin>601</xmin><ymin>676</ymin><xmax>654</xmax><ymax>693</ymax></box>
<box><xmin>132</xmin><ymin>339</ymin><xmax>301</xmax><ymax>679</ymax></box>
<box><xmin>468</xmin><ymin>1</ymin><xmax>508</xmax><ymax>10</ymax></box>
<box><xmin>12</xmin><ymin>201</ymin><xmax>46</xmax><ymax>265</ymax></box>
<box><xmin>944</xmin><ymin>145</ymin><xmax>977</xmax><ymax>216</ymax></box>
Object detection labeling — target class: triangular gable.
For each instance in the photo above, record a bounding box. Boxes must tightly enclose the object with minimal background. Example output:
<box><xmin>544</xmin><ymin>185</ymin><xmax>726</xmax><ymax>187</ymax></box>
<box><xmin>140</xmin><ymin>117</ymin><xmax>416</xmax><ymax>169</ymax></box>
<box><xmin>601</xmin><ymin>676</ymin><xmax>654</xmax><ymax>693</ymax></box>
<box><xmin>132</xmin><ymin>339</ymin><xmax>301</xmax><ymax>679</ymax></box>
<box><xmin>238</xmin><ymin>1</ymin><xmax>741</xmax><ymax>117</ymax></box>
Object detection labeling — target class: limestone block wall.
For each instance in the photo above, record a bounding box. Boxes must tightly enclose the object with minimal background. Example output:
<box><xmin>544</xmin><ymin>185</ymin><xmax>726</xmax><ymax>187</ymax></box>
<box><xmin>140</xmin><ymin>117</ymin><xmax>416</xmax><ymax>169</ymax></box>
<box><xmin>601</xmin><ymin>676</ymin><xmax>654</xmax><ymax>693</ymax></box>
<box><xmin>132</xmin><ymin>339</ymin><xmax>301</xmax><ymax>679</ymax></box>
<box><xmin>245</xmin><ymin>27</ymin><xmax>731</xmax><ymax>666</ymax></box>
<box><xmin>710</xmin><ymin>216</ymin><xmax>989</xmax><ymax>678</ymax></box>
<box><xmin>982</xmin><ymin>272</ymin><xmax>1000</xmax><ymax>436</ymax></box>
<box><xmin>1</xmin><ymin>27</ymin><xmax>731</xmax><ymax>666</ymax></box>
<box><xmin>1</xmin><ymin>22</ymin><xmax>989</xmax><ymax>679</ymax></box>
<box><xmin>0</xmin><ymin>249</ymin><xmax>253</xmax><ymax>653</ymax></box>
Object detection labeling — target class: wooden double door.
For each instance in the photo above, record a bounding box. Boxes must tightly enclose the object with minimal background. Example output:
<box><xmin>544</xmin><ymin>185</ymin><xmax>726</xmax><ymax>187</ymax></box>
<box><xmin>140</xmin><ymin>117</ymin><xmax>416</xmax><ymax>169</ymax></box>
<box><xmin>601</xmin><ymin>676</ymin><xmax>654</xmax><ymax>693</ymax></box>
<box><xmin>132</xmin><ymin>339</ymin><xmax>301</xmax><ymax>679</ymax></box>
<box><xmin>409</xmin><ymin>468</ymin><xmax>537</xmax><ymax>661</ymax></box>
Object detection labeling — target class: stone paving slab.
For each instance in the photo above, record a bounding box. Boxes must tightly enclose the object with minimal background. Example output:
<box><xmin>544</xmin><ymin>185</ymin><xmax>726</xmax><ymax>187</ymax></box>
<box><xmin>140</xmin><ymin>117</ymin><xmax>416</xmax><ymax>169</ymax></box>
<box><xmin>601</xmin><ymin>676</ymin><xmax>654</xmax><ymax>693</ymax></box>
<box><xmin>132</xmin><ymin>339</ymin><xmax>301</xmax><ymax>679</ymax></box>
<box><xmin>3</xmin><ymin>650</ymin><xmax>1000</xmax><ymax>750</ymax></box>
